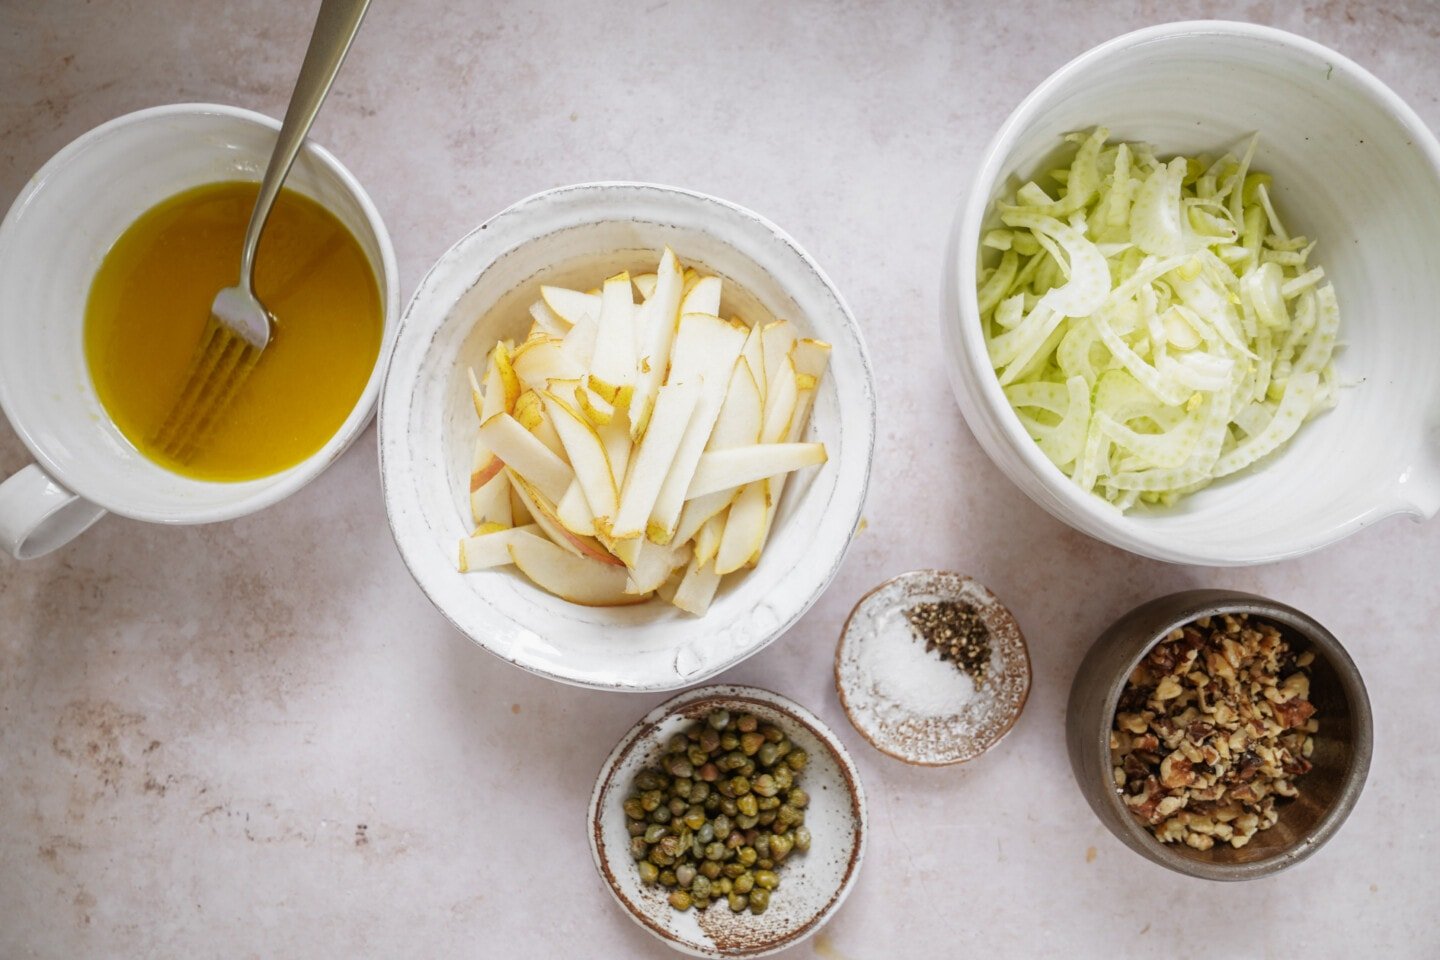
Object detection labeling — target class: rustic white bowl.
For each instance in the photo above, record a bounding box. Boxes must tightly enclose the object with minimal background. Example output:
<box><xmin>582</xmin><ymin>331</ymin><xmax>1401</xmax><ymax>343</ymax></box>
<box><xmin>588</xmin><ymin>685</ymin><xmax>867</xmax><ymax>957</ymax></box>
<box><xmin>379</xmin><ymin>183</ymin><xmax>875</xmax><ymax>691</ymax></box>
<box><xmin>942</xmin><ymin>21</ymin><xmax>1440</xmax><ymax>565</ymax></box>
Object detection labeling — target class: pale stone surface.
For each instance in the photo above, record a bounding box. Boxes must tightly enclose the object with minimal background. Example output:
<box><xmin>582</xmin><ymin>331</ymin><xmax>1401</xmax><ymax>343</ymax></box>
<box><xmin>2</xmin><ymin>1</ymin><xmax>1438</xmax><ymax>956</ymax></box>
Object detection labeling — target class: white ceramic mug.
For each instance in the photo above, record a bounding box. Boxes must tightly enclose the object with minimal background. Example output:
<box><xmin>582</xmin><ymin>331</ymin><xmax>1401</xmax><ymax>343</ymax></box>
<box><xmin>0</xmin><ymin>103</ymin><xmax>399</xmax><ymax>559</ymax></box>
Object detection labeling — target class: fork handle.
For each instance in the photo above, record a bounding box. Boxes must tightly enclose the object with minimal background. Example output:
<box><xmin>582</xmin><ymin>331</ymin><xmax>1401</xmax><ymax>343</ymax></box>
<box><xmin>239</xmin><ymin>0</ymin><xmax>372</xmax><ymax>287</ymax></box>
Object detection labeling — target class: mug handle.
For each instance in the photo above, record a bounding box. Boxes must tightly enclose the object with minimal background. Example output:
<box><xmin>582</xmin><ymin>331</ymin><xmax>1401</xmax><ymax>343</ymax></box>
<box><xmin>0</xmin><ymin>463</ymin><xmax>107</xmax><ymax>559</ymax></box>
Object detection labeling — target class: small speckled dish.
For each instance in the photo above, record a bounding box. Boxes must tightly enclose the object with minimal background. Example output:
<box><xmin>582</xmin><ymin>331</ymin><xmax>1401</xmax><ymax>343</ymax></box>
<box><xmin>835</xmin><ymin>570</ymin><xmax>1031</xmax><ymax>766</ymax></box>
<box><xmin>589</xmin><ymin>685</ymin><xmax>866</xmax><ymax>958</ymax></box>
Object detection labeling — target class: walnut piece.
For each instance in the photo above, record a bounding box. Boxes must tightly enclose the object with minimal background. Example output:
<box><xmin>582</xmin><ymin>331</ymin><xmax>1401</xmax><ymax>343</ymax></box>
<box><xmin>1110</xmin><ymin>613</ymin><xmax>1318</xmax><ymax>851</ymax></box>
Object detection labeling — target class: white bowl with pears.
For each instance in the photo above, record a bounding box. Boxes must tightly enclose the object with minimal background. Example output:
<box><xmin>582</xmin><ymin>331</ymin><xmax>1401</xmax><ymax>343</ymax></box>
<box><xmin>378</xmin><ymin>182</ymin><xmax>876</xmax><ymax>692</ymax></box>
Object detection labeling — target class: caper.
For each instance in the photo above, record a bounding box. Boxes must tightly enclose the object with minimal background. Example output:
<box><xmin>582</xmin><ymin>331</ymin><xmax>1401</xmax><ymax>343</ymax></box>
<box><xmin>696</xmin><ymin>821</ymin><xmax>715</xmax><ymax>844</ymax></box>
<box><xmin>749</xmin><ymin>888</ymin><xmax>770</xmax><ymax>913</ymax></box>
<box><xmin>668</xmin><ymin>797</ymin><xmax>687</xmax><ymax>817</ymax></box>
<box><xmin>675</xmin><ymin>863</ymin><xmax>697</xmax><ymax>888</ymax></box>
<box><xmin>719</xmin><ymin>751</ymin><xmax>747</xmax><ymax>772</ymax></box>
<box><xmin>623</xmin><ymin>797</ymin><xmax>645</xmax><ymax>820</ymax></box>
<box><xmin>793</xmin><ymin>826</ymin><xmax>811</xmax><ymax>852</ymax></box>
<box><xmin>667</xmin><ymin>734</ymin><xmax>689</xmax><ymax>753</ymax></box>
<box><xmin>691</xmin><ymin>876</ymin><xmax>711</xmax><ymax>901</ymax></box>
<box><xmin>754</xmin><ymin>834</ymin><xmax>771</xmax><ymax>858</ymax></box>
<box><xmin>638</xmin><ymin>860</ymin><xmax>660</xmax><ymax>884</ymax></box>
<box><xmin>700</xmin><ymin>860</ymin><xmax>722</xmax><ymax>880</ymax></box>
<box><xmin>788</xmin><ymin>787</ymin><xmax>810</xmax><ymax>809</ymax></box>
<box><xmin>776</xmin><ymin>804</ymin><xmax>801</xmax><ymax>827</ymax></box>
<box><xmin>669</xmin><ymin>890</ymin><xmax>692</xmax><ymax>911</ymax></box>
<box><xmin>757</xmin><ymin>857</ymin><xmax>774</xmax><ymax>871</ymax></box>
<box><xmin>699</xmin><ymin>727</ymin><xmax>720</xmax><ymax>753</ymax></box>
<box><xmin>733</xmin><ymin>872</ymin><xmax>754</xmax><ymax>894</ymax></box>
<box><xmin>689</xmin><ymin>781</ymin><xmax>710</xmax><ymax>803</ymax></box>
<box><xmin>770</xmin><ymin>834</ymin><xmax>793</xmax><ymax>861</ymax></box>
<box><xmin>735</xmin><ymin>813</ymin><xmax>758</xmax><ymax>830</ymax></box>
<box><xmin>757</xmin><ymin>795</ymin><xmax>780</xmax><ymax>811</ymax></box>
<box><xmin>671</xmin><ymin>777</ymin><xmax>692</xmax><ymax>799</ymax></box>
<box><xmin>657</xmin><ymin>836</ymin><xmax>682</xmax><ymax>858</ymax></box>
<box><xmin>644</xmin><ymin>823</ymin><xmax>668</xmax><ymax>844</ymax></box>
<box><xmin>752</xmin><ymin>774</ymin><xmax>777</xmax><ymax>797</ymax></box>
<box><xmin>648</xmin><ymin>846</ymin><xmax>673</xmax><ymax>867</ymax></box>
<box><xmin>651</xmin><ymin>806</ymin><xmax>671</xmax><ymax>825</ymax></box>
<box><xmin>756</xmin><ymin>742</ymin><xmax>780</xmax><ymax>767</ymax></box>
<box><xmin>640</xmin><ymin>789</ymin><xmax>663</xmax><ymax>812</ymax></box>
<box><xmin>720</xmin><ymin>797</ymin><xmax>738</xmax><ymax>817</ymax></box>
<box><xmin>683</xmin><ymin>808</ymin><xmax>706</xmax><ymax>831</ymax></box>
<box><xmin>785</xmin><ymin>749</ymin><xmax>808</xmax><ymax>771</ymax></box>
<box><xmin>707</xmin><ymin>709</ymin><xmax>731</xmax><ymax>730</ymax></box>
<box><xmin>737</xmin><ymin>714</ymin><xmax>758</xmax><ymax>733</ymax></box>
<box><xmin>725</xmin><ymin>831</ymin><xmax>744</xmax><ymax>849</ymax></box>
<box><xmin>762</xmin><ymin>724</ymin><xmax>784</xmax><ymax>743</ymax></box>
<box><xmin>737</xmin><ymin>759</ymin><xmax>756</xmax><ymax>777</ymax></box>
<box><xmin>659</xmin><ymin>869</ymin><xmax>677</xmax><ymax>887</ymax></box>
<box><xmin>757</xmin><ymin>810</ymin><xmax>776</xmax><ymax>827</ymax></box>
<box><xmin>754</xmin><ymin>869</ymin><xmax>779</xmax><ymax>890</ymax></box>
<box><xmin>772</xmin><ymin>766</ymin><xmax>793</xmax><ymax>791</ymax></box>
<box><xmin>703</xmin><ymin>794</ymin><xmax>721</xmax><ymax>814</ymax></box>
<box><xmin>720</xmin><ymin>732</ymin><xmax>740</xmax><ymax>751</ymax></box>
<box><xmin>736</xmin><ymin>794</ymin><xmax>758</xmax><ymax>817</ymax></box>
<box><xmin>704</xmin><ymin>842</ymin><xmax>725</xmax><ymax>861</ymax></box>
<box><xmin>773</xmin><ymin>739</ymin><xmax>792</xmax><ymax>759</ymax></box>
<box><xmin>728</xmin><ymin>892</ymin><xmax>749</xmax><ymax>912</ymax></box>
<box><xmin>635</xmin><ymin>770</ymin><xmax>665</xmax><ymax>791</ymax></box>
<box><xmin>728</xmin><ymin>776</ymin><xmax>751</xmax><ymax>796</ymax></box>
<box><xmin>715</xmin><ymin>876</ymin><xmax>732</xmax><ymax>895</ymax></box>
<box><xmin>722</xmin><ymin>861</ymin><xmax>745</xmax><ymax>878</ymax></box>
<box><xmin>665</xmin><ymin>755</ymin><xmax>694</xmax><ymax>779</ymax></box>
<box><xmin>740</xmin><ymin>731</ymin><xmax>765</xmax><ymax>756</ymax></box>
<box><xmin>698</xmin><ymin>762</ymin><xmax>720</xmax><ymax>782</ymax></box>
<box><xmin>627</xmin><ymin>819</ymin><xmax>647</xmax><ymax>837</ymax></box>
<box><xmin>630</xmin><ymin>836</ymin><xmax>649</xmax><ymax>860</ymax></box>
<box><xmin>737</xmin><ymin>846</ymin><xmax>757</xmax><ymax>866</ymax></box>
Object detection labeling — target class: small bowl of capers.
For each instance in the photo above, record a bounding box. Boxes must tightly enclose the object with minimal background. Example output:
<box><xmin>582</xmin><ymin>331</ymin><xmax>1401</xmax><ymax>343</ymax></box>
<box><xmin>588</xmin><ymin>684</ymin><xmax>867</xmax><ymax>958</ymax></box>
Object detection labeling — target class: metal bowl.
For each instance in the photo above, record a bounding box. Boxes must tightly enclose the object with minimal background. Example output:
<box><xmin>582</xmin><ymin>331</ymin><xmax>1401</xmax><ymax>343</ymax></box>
<box><xmin>1066</xmin><ymin>589</ymin><xmax>1372</xmax><ymax>880</ymax></box>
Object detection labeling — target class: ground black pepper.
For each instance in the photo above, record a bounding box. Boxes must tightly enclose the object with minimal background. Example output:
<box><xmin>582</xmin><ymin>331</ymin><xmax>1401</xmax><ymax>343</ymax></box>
<box><xmin>904</xmin><ymin>600</ymin><xmax>991</xmax><ymax>685</ymax></box>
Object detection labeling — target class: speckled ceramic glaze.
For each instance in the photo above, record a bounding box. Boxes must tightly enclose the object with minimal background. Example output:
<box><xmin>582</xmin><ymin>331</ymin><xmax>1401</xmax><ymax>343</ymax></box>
<box><xmin>1066</xmin><ymin>590</ymin><xmax>1372</xmax><ymax>880</ymax></box>
<box><xmin>588</xmin><ymin>685</ymin><xmax>866</xmax><ymax>958</ymax></box>
<box><xmin>835</xmin><ymin>571</ymin><xmax>1030</xmax><ymax>766</ymax></box>
<box><xmin>379</xmin><ymin>182</ymin><xmax>876</xmax><ymax>691</ymax></box>
<box><xmin>942</xmin><ymin>21</ymin><xmax>1440</xmax><ymax>565</ymax></box>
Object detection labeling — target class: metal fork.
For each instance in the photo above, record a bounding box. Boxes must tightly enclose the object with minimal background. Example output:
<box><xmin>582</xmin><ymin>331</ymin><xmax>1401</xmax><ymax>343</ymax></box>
<box><xmin>153</xmin><ymin>0</ymin><xmax>372</xmax><ymax>463</ymax></box>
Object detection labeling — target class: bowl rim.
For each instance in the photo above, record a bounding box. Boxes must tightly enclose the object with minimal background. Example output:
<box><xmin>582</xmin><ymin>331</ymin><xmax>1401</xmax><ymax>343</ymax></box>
<box><xmin>1080</xmin><ymin>590</ymin><xmax>1373</xmax><ymax>881</ymax></box>
<box><xmin>833</xmin><ymin>568</ymin><xmax>1033</xmax><ymax>767</ymax></box>
<box><xmin>377</xmin><ymin>180</ymin><xmax>877</xmax><ymax>692</ymax></box>
<box><xmin>942</xmin><ymin>20</ymin><xmax>1440</xmax><ymax>565</ymax></box>
<box><xmin>586</xmin><ymin>683</ymin><xmax>868</xmax><ymax>957</ymax></box>
<box><xmin>0</xmin><ymin>101</ymin><xmax>400</xmax><ymax>524</ymax></box>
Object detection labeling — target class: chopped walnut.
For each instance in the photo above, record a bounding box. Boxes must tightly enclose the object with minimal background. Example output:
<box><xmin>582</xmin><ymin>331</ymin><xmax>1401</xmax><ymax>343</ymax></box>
<box><xmin>1110</xmin><ymin>613</ymin><xmax>1317</xmax><ymax>851</ymax></box>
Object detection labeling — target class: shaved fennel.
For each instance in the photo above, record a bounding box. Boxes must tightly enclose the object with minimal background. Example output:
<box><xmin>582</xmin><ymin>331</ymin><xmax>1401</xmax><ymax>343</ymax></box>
<box><xmin>977</xmin><ymin>128</ymin><xmax>1341</xmax><ymax>511</ymax></box>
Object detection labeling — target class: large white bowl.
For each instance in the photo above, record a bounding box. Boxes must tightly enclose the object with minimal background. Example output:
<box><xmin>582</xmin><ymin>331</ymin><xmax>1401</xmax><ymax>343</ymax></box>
<box><xmin>379</xmin><ymin>183</ymin><xmax>875</xmax><ymax>691</ymax></box>
<box><xmin>942</xmin><ymin>21</ymin><xmax>1440</xmax><ymax>565</ymax></box>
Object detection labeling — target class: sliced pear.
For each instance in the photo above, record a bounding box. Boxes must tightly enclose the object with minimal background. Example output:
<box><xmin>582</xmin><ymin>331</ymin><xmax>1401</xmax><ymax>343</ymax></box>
<box><xmin>633</xmin><ymin>273</ymin><xmax>658</xmax><ymax>300</ymax></box>
<box><xmin>467</xmin><ymin>366</ymin><xmax>487</xmax><ymax>421</ymax></box>
<box><xmin>672</xmin><ymin>556</ymin><xmax>723</xmax><ymax>616</ymax></box>
<box><xmin>469</xmin><ymin>468</ymin><xmax>511</xmax><ymax>526</ymax></box>
<box><xmin>529</xmin><ymin>410</ymin><xmax>568</xmax><ymax>461</ymax></box>
<box><xmin>509</xmin><ymin>481</ymin><xmax>533</xmax><ymax>526</ymax></box>
<box><xmin>624</xmin><ymin>539</ymin><xmax>689</xmax><ymax>595</ymax></box>
<box><xmin>588</xmin><ymin>271</ymin><xmax>637</xmax><ymax>405</ymax></box>
<box><xmin>528</xmin><ymin>299</ymin><xmax>570</xmax><ymax>337</ymax></box>
<box><xmin>556</xmin><ymin>479</ymin><xmax>597</xmax><ymax>536</ymax></box>
<box><xmin>612</xmin><ymin>380</ymin><xmax>700</xmax><ymax>540</ymax></box>
<box><xmin>508</xmin><ymin>470</ymin><xmax>623</xmax><ymax>567</ymax></box>
<box><xmin>560</xmin><ymin>311</ymin><xmax>599</xmax><ymax>369</ymax></box>
<box><xmin>598</xmin><ymin>403</ymin><xmax>634</xmax><ymax>499</ymax></box>
<box><xmin>681</xmin><ymin>268</ymin><xmax>700</xmax><ymax>297</ymax></box>
<box><xmin>648</xmin><ymin>314</ymin><xmax>746</xmax><ymax>543</ymax></box>
<box><xmin>715</xmin><ymin>482</ymin><xmax>766</xmax><ymax>575</ymax></box>
<box><xmin>739</xmin><ymin>322</ymin><xmax>765</xmax><ymax>403</ymax></box>
<box><xmin>458</xmin><ymin>524</ymin><xmax>543</xmax><ymax>572</ymax></box>
<box><xmin>540</xmin><ymin>389</ymin><xmax>619</xmax><ymax>522</ymax></box>
<box><xmin>513</xmin><ymin>389</ymin><xmax>544</xmax><ymax>430</ymax></box>
<box><xmin>492</xmin><ymin>342</ymin><xmax>521</xmax><ymax>413</ymax></box>
<box><xmin>477</xmin><ymin>413</ymin><xmax>573</xmax><ymax>503</ymax></box>
<box><xmin>672</xmin><ymin>361</ymin><xmax>763</xmax><ymax>544</ymax></box>
<box><xmin>680</xmin><ymin>275</ymin><xmax>722</xmax><ymax>317</ymax></box>
<box><xmin>694</xmin><ymin>510</ymin><xmax>725</xmax><ymax>567</ymax></box>
<box><xmin>513</xmin><ymin>336</ymin><xmax>585</xmax><ymax>391</ymax></box>
<box><xmin>755</xmin><ymin>339</ymin><xmax>832</xmax><ymax>554</ymax></box>
<box><xmin>686</xmin><ymin>442</ymin><xmax>827</xmax><ymax>500</ymax></box>
<box><xmin>541</xmin><ymin>285</ymin><xmax>601</xmax><ymax>326</ymax></box>
<box><xmin>630</xmin><ymin>249</ymin><xmax>685</xmax><ymax>440</ymax></box>
<box><xmin>575</xmin><ymin>384</ymin><xmax>615</xmax><ymax>426</ymax></box>
<box><xmin>760</xmin><ymin>321</ymin><xmax>796</xmax><ymax>394</ymax></box>
<box><xmin>761</xmin><ymin>356</ymin><xmax>799</xmax><ymax>443</ymax></box>
<box><xmin>507</xmin><ymin>535</ymin><xmax>643</xmax><ymax>606</ymax></box>
<box><xmin>655</xmin><ymin>568</ymin><xmax>684</xmax><ymax>604</ymax></box>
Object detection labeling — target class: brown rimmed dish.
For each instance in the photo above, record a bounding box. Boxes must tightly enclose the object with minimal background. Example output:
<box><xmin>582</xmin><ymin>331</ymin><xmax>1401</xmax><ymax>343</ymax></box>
<box><xmin>1066</xmin><ymin>589</ymin><xmax>1373</xmax><ymax>881</ymax></box>
<box><xmin>588</xmin><ymin>685</ymin><xmax>866</xmax><ymax>957</ymax></box>
<box><xmin>834</xmin><ymin>570</ymin><xmax>1031</xmax><ymax>766</ymax></box>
